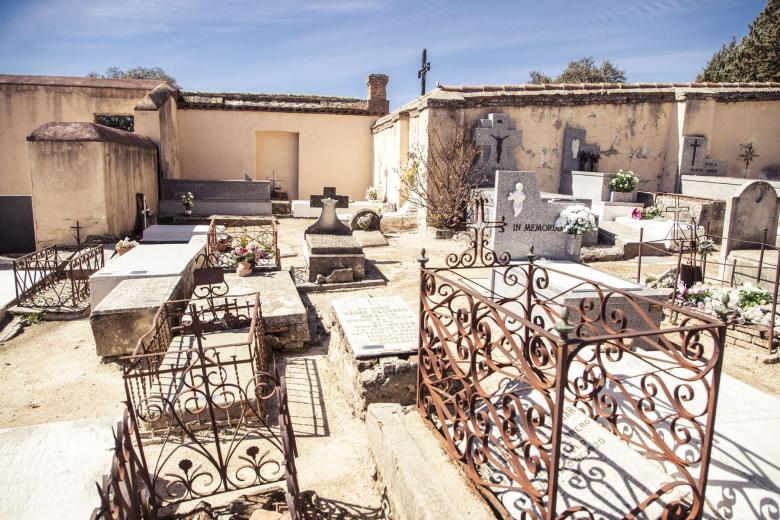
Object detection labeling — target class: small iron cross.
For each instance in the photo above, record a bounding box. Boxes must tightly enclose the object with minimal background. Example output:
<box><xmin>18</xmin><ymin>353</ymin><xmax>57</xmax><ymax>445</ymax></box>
<box><xmin>71</xmin><ymin>220</ymin><xmax>83</xmax><ymax>249</ymax></box>
<box><xmin>418</xmin><ymin>48</ymin><xmax>431</xmax><ymax>96</ymax></box>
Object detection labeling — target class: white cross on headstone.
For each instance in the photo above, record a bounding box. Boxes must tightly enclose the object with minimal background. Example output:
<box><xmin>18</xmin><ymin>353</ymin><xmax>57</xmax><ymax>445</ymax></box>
<box><xmin>475</xmin><ymin>113</ymin><xmax>522</xmax><ymax>171</ymax></box>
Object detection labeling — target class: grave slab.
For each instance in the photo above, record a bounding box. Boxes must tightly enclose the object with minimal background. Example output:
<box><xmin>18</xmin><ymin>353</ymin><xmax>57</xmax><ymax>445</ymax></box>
<box><xmin>89</xmin><ymin>239</ymin><xmax>205</xmax><ymax>308</ymax></box>
<box><xmin>367</xmin><ymin>404</ymin><xmax>496</xmax><ymax>520</ymax></box>
<box><xmin>192</xmin><ymin>271</ymin><xmax>309</xmax><ymax>350</ymax></box>
<box><xmin>141</xmin><ymin>224</ymin><xmax>213</xmax><ymax>243</ymax></box>
<box><xmin>328</xmin><ymin>296</ymin><xmax>418</xmax><ymax>416</ymax></box>
<box><xmin>0</xmin><ymin>415</ymin><xmax>120</xmax><ymax>520</ymax></box>
<box><xmin>90</xmin><ymin>275</ymin><xmax>184</xmax><ymax>357</ymax></box>
<box><xmin>492</xmin><ymin>261</ymin><xmax>667</xmax><ymax>343</ymax></box>
<box><xmin>353</xmin><ymin>230</ymin><xmax>388</xmax><ymax>247</ymax></box>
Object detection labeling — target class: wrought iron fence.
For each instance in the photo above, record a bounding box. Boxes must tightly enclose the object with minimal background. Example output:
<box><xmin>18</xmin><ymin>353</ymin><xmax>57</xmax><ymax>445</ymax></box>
<box><xmin>206</xmin><ymin>216</ymin><xmax>281</xmax><ymax>271</ymax></box>
<box><xmin>415</xmin><ymin>197</ymin><xmax>726</xmax><ymax>519</ymax></box>
<box><xmin>122</xmin><ymin>293</ymin><xmax>285</xmax><ymax>508</ymax></box>
<box><xmin>13</xmin><ymin>244</ymin><xmax>104</xmax><ymax>309</ymax></box>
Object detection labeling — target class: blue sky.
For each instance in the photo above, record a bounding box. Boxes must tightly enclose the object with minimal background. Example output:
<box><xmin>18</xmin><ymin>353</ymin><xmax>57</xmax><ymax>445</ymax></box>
<box><xmin>0</xmin><ymin>0</ymin><xmax>765</xmax><ymax>108</ymax></box>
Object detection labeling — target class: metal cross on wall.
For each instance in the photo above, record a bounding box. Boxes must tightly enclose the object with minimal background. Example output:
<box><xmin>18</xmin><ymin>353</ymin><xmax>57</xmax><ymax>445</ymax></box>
<box><xmin>266</xmin><ymin>170</ymin><xmax>285</xmax><ymax>191</ymax></box>
<box><xmin>689</xmin><ymin>139</ymin><xmax>702</xmax><ymax>167</ymax></box>
<box><xmin>474</xmin><ymin>114</ymin><xmax>522</xmax><ymax>170</ymax></box>
<box><xmin>418</xmin><ymin>48</ymin><xmax>431</xmax><ymax>96</ymax></box>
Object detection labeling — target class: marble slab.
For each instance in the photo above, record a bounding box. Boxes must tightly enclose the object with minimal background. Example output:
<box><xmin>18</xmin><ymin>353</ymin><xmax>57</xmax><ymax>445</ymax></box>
<box><xmin>332</xmin><ymin>296</ymin><xmax>418</xmax><ymax>358</ymax></box>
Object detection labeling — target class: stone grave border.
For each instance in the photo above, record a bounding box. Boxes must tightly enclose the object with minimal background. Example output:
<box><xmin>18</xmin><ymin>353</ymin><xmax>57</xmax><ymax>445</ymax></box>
<box><xmin>13</xmin><ymin>243</ymin><xmax>104</xmax><ymax>313</ymax></box>
<box><xmin>412</xmin><ymin>196</ymin><xmax>727</xmax><ymax>518</ymax></box>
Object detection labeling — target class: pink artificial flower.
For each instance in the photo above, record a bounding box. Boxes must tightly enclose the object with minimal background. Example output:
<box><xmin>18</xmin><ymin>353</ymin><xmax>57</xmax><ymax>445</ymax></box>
<box><xmin>631</xmin><ymin>208</ymin><xmax>643</xmax><ymax>220</ymax></box>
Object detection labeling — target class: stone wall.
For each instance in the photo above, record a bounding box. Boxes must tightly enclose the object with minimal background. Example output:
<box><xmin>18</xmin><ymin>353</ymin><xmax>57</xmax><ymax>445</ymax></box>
<box><xmin>725</xmin><ymin>322</ymin><xmax>774</xmax><ymax>354</ymax></box>
<box><xmin>373</xmin><ymin>84</ymin><xmax>780</xmax><ymax>216</ymax></box>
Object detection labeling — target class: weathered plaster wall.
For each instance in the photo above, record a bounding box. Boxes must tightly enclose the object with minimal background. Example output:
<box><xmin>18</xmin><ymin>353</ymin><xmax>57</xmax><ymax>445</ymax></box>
<box><xmin>477</xmin><ymin>102</ymin><xmax>674</xmax><ymax>193</ymax></box>
<box><xmin>176</xmin><ymin>109</ymin><xmax>376</xmax><ymax>200</ymax></box>
<box><xmin>0</xmin><ymin>77</ymin><xmax>155</xmax><ymax>195</ymax></box>
<box><xmin>708</xmin><ymin>101</ymin><xmax>780</xmax><ymax>178</ymax></box>
<box><xmin>28</xmin><ymin>141</ymin><xmax>107</xmax><ymax>247</ymax></box>
<box><xmin>28</xmin><ymin>139</ymin><xmax>157</xmax><ymax>248</ymax></box>
<box><xmin>102</xmin><ymin>141</ymin><xmax>159</xmax><ymax>238</ymax></box>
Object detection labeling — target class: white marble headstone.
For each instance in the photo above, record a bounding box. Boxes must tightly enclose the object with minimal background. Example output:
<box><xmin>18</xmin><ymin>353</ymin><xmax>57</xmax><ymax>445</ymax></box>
<box><xmin>332</xmin><ymin>296</ymin><xmax>418</xmax><ymax>358</ymax></box>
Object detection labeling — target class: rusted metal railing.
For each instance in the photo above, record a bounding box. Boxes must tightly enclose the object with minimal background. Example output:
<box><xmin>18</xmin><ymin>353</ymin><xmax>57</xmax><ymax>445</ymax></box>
<box><xmin>416</xmin><ymin>197</ymin><xmax>726</xmax><ymax>519</ymax></box>
<box><xmin>206</xmin><ymin>216</ymin><xmax>281</xmax><ymax>271</ymax></box>
<box><xmin>13</xmin><ymin>244</ymin><xmax>104</xmax><ymax>309</ymax></box>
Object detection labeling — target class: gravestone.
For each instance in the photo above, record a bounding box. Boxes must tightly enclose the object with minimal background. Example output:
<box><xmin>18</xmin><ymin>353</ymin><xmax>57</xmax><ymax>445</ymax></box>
<box><xmin>332</xmin><ymin>296</ymin><xmax>417</xmax><ymax>358</ymax></box>
<box><xmin>491</xmin><ymin>171</ymin><xmax>581</xmax><ymax>260</ymax></box>
<box><xmin>719</xmin><ymin>180</ymin><xmax>779</xmax><ymax>275</ymax></box>
<box><xmin>303</xmin><ymin>198</ymin><xmax>365</xmax><ymax>282</ymax></box>
<box><xmin>559</xmin><ymin>127</ymin><xmax>601</xmax><ymax>194</ymax></box>
<box><xmin>680</xmin><ymin>135</ymin><xmax>727</xmax><ymax>176</ymax></box>
<box><xmin>310</xmin><ymin>187</ymin><xmax>348</xmax><ymax>209</ymax></box>
<box><xmin>472</xmin><ymin>114</ymin><xmax>522</xmax><ymax>187</ymax></box>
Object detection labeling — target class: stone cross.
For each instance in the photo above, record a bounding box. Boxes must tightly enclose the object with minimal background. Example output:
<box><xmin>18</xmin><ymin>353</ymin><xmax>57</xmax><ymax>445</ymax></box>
<box><xmin>305</xmin><ymin>198</ymin><xmax>353</xmax><ymax>236</ymax></box>
<box><xmin>310</xmin><ymin>187</ymin><xmax>348</xmax><ymax>208</ymax></box>
<box><xmin>475</xmin><ymin>113</ymin><xmax>522</xmax><ymax>170</ymax></box>
<box><xmin>418</xmin><ymin>48</ymin><xmax>431</xmax><ymax>96</ymax></box>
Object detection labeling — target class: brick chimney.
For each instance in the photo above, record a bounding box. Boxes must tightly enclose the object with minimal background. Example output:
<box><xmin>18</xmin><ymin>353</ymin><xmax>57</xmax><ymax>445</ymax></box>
<box><xmin>366</xmin><ymin>74</ymin><xmax>389</xmax><ymax>114</ymax></box>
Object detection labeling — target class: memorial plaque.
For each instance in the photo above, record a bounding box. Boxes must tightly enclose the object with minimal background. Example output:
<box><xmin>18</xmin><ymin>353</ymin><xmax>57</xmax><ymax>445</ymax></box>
<box><xmin>332</xmin><ymin>296</ymin><xmax>418</xmax><ymax>358</ymax></box>
<box><xmin>491</xmin><ymin>170</ymin><xmax>576</xmax><ymax>260</ymax></box>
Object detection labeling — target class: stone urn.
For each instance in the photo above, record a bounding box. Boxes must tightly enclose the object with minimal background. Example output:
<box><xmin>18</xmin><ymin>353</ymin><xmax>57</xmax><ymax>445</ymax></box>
<box><xmin>610</xmin><ymin>191</ymin><xmax>637</xmax><ymax>203</ymax></box>
<box><xmin>565</xmin><ymin>234</ymin><xmax>583</xmax><ymax>256</ymax></box>
<box><xmin>184</xmin><ymin>209</ymin><xmax>192</xmax><ymax>216</ymax></box>
<box><xmin>235</xmin><ymin>261</ymin><xmax>253</xmax><ymax>277</ymax></box>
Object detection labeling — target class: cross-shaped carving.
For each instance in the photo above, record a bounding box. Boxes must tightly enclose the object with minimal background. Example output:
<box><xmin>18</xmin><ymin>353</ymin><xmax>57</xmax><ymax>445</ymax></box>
<box><xmin>474</xmin><ymin>114</ymin><xmax>522</xmax><ymax>171</ymax></box>
<box><xmin>310</xmin><ymin>187</ymin><xmax>349</xmax><ymax>208</ymax></box>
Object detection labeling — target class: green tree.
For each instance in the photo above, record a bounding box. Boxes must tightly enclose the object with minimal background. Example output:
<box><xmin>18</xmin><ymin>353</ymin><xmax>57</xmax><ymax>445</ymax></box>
<box><xmin>87</xmin><ymin>66</ymin><xmax>179</xmax><ymax>88</ymax></box>
<box><xmin>698</xmin><ymin>0</ymin><xmax>780</xmax><ymax>82</ymax></box>
<box><xmin>528</xmin><ymin>57</ymin><xmax>627</xmax><ymax>84</ymax></box>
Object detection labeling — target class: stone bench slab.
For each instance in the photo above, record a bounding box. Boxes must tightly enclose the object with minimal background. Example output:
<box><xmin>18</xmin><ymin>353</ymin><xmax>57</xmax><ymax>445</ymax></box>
<box><xmin>91</xmin><ymin>275</ymin><xmax>183</xmax><ymax>357</ymax></box>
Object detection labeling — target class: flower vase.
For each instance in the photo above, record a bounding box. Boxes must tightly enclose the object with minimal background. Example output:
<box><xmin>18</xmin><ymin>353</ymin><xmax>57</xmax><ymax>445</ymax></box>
<box><xmin>236</xmin><ymin>261</ymin><xmax>253</xmax><ymax>277</ymax></box>
<box><xmin>184</xmin><ymin>209</ymin><xmax>192</xmax><ymax>216</ymax></box>
<box><xmin>610</xmin><ymin>191</ymin><xmax>636</xmax><ymax>203</ymax></box>
<box><xmin>565</xmin><ymin>234</ymin><xmax>582</xmax><ymax>257</ymax></box>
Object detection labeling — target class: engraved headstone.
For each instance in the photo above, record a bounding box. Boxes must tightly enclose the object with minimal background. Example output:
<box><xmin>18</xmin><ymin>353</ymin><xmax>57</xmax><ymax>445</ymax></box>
<box><xmin>491</xmin><ymin>171</ymin><xmax>579</xmax><ymax>260</ymax></box>
<box><xmin>473</xmin><ymin>114</ymin><xmax>522</xmax><ymax>187</ymax></box>
<box><xmin>680</xmin><ymin>136</ymin><xmax>728</xmax><ymax>176</ymax></box>
<box><xmin>332</xmin><ymin>295</ymin><xmax>418</xmax><ymax>358</ymax></box>
<box><xmin>719</xmin><ymin>180</ymin><xmax>779</xmax><ymax>269</ymax></box>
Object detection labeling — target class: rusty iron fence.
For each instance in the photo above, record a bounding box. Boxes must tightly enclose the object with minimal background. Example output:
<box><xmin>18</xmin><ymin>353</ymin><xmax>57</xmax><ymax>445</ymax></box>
<box><xmin>120</xmin><ymin>292</ymin><xmax>294</xmax><ymax>510</ymax></box>
<box><xmin>635</xmin><ymin>219</ymin><xmax>779</xmax><ymax>355</ymax></box>
<box><xmin>206</xmin><ymin>216</ymin><xmax>281</xmax><ymax>271</ymax></box>
<box><xmin>93</xmin><ymin>371</ymin><xmax>303</xmax><ymax>519</ymax></box>
<box><xmin>13</xmin><ymin>244</ymin><xmax>104</xmax><ymax>309</ymax></box>
<box><xmin>416</xmin><ymin>197</ymin><xmax>726</xmax><ymax>519</ymax></box>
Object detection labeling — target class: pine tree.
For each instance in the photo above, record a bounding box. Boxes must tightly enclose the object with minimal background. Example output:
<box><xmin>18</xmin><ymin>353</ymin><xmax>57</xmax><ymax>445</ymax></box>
<box><xmin>528</xmin><ymin>57</ymin><xmax>626</xmax><ymax>84</ymax></box>
<box><xmin>698</xmin><ymin>0</ymin><xmax>780</xmax><ymax>82</ymax></box>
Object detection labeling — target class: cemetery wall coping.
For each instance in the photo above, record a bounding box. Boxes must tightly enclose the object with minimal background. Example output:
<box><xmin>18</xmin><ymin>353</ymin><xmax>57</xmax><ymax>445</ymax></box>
<box><xmin>0</xmin><ymin>73</ymin><xmax>161</xmax><ymax>90</ymax></box>
<box><xmin>27</xmin><ymin>121</ymin><xmax>156</xmax><ymax>149</ymax></box>
<box><xmin>177</xmin><ymin>90</ymin><xmax>385</xmax><ymax>115</ymax></box>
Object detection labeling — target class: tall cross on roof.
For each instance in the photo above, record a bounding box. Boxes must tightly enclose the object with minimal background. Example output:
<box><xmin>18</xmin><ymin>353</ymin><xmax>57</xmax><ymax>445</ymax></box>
<box><xmin>418</xmin><ymin>48</ymin><xmax>431</xmax><ymax>96</ymax></box>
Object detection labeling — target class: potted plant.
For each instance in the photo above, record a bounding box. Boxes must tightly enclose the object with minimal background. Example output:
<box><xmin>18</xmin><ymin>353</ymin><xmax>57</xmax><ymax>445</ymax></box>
<box><xmin>609</xmin><ymin>169</ymin><xmax>639</xmax><ymax>203</ymax></box>
<box><xmin>115</xmin><ymin>236</ymin><xmax>138</xmax><ymax>256</ymax></box>
<box><xmin>181</xmin><ymin>191</ymin><xmax>195</xmax><ymax>216</ymax></box>
<box><xmin>231</xmin><ymin>237</ymin><xmax>273</xmax><ymax>277</ymax></box>
<box><xmin>365</xmin><ymin>186</ymin><xmax>380</xmax><ymax>201</ymax></box>
<box><xmin>556</xmin><ymin>205</ymin><xmax>596</xmax><ymax>256</ymax></box>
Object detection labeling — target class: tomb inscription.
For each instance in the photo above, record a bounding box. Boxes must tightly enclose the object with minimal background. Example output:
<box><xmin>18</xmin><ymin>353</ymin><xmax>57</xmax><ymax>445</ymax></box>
<box><xmin>332</xmin><ymin>296</ymin><xmax>418</xmax><ymax>358</ymax></box>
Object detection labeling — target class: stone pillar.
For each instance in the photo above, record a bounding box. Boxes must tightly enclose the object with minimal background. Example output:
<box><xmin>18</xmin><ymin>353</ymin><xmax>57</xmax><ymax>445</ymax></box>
<box><xmin>366</xmin><ymin>74</ymin><xmax>389</xmax><ymax>114</ymax></box>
